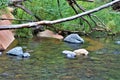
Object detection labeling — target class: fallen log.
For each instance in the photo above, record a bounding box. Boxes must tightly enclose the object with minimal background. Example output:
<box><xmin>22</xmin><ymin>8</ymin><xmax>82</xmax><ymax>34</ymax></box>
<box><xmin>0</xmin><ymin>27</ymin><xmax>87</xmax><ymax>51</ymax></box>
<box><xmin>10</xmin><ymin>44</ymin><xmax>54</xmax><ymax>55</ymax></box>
<box><xmin>0</xmin><ymin>0</ymin><xmax>119</xmax><ymax>30</ymax></box>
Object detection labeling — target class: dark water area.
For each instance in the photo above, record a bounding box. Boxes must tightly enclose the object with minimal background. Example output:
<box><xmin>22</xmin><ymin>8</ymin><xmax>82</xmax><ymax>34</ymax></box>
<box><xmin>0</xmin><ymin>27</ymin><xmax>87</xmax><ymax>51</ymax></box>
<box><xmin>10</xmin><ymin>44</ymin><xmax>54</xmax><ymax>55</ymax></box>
<box><xmin>0</xmin><ymin>36</ymin><xmax>120</xmax><ymax>80</ymax></box>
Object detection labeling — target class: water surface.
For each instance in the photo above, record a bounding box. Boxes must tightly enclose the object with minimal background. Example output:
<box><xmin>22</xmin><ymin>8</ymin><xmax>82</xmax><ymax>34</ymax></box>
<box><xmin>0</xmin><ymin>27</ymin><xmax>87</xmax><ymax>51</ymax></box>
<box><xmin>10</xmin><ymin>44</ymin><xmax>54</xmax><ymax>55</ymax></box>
<box><xmin>0</xmin><ymin>36</ymin><xmax>120</xmax><ymax>80</ymax></box>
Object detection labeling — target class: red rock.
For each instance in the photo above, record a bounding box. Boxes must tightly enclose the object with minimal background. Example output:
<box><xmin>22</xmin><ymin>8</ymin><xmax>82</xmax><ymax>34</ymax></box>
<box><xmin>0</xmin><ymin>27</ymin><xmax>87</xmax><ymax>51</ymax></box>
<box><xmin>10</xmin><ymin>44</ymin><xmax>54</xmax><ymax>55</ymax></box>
<box><xmin>0</xmin><ymin>11</ymin><xmax>15</xmax><ymax>50</ymax></box>
<box><xmin>0</xmin><ymin>30</ymin><xmax>15</xmax><ymax>50</ymax></box>
<box><xmin>37</xmin><ymin>30</ymin><xmax>63</xmax><ymax>40</ymax></box>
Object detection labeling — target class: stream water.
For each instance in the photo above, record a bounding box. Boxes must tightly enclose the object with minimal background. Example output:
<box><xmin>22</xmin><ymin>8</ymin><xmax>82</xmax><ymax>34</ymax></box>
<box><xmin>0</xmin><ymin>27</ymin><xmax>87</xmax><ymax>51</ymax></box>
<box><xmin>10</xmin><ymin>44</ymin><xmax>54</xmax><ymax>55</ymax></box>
<box><xmin>0</xmin><ymin>36</ymin><xmax>120</xmax><ymax>80</ymax></box>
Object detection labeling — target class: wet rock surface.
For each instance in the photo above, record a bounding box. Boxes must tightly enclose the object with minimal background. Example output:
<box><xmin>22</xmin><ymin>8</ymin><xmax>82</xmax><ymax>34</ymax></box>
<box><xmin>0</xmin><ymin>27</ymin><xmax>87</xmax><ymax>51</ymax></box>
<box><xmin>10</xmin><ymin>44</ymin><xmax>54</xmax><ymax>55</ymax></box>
<box><xmin>64</xmin><ymin>34</ymin><xmax>84</xmax><ymax>44</ymax></box>
<box><xmin>6</xmin><ymin>47</ymin><xmax>30</xmax><ymax>58</ymax></box>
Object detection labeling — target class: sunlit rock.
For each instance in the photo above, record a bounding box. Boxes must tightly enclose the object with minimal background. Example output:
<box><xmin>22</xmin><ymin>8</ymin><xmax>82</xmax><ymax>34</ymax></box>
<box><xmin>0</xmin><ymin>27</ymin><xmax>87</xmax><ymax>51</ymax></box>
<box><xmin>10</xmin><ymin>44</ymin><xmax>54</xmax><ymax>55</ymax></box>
<box><xmin>64</xmin><ymin>34</ymin><xmax>84</xmax><ymax>44</ymax></box>
<box><xmin>62</xmin><ymin>50</ymin><xmax>76</xmax><ymax>59</ymax></box>
<box><xmin>37</xmin><ymin>30</ymin><xmax>63</xmax><ymax>40</ymax></box>
<box><xmin>73</xmin><ymin>49</ymin><xmax>89</xmax><ymax>56</ymax></box>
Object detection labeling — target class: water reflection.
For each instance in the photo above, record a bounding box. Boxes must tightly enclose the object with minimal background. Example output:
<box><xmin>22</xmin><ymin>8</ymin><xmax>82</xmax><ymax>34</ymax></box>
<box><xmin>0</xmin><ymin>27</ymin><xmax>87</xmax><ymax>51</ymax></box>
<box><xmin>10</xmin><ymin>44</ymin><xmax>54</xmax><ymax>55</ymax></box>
<box><xmin>64</xmin><ymin>42</ymin><xmax>82</xmax><ymax>50</ymax></box>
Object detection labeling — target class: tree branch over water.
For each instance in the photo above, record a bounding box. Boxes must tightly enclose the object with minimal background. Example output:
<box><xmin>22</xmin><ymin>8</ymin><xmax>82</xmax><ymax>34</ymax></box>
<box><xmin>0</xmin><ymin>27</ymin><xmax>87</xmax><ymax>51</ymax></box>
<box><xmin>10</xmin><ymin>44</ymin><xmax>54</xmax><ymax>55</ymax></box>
<box><xmin>0</xmin><ymin>0</ymin><xmax>119</xmax><ymax>30</ymax></box>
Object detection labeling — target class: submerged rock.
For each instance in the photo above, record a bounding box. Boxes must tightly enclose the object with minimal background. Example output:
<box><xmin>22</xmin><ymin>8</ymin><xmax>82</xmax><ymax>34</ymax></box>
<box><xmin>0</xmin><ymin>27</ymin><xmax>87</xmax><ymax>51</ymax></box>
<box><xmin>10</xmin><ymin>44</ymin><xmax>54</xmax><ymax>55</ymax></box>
<box><xmin>66</xmin><ymin>54</ymin><xmax>76</xmax><ymax>59</ymax></box>
<box><xmin>64</xmin><ymin>34</ymin><xmax>84</xmax><ymax>44</ymax></box>
<box><xmin>62</xmin><ymin>48</ymin><xmax>89</xmax><ymax>59</ymax></box>
<box><xmin>7</xmin><ymin>47</ymin><xmax>30</xmax><ymax>58</ymax></box>
<box><xmin>73</xmin><ymin>49</ymin><xmax>89</xmax><ymax>56</ymax></box>
<box><xmin>62</xmin><ymin>50</ymin><xmax>76</xmax><ymax>59</ymax></box>
<box><xmin>115</xmin><ymin>41</ymin><xmax>120</xmax><ymax>45</ymax></box>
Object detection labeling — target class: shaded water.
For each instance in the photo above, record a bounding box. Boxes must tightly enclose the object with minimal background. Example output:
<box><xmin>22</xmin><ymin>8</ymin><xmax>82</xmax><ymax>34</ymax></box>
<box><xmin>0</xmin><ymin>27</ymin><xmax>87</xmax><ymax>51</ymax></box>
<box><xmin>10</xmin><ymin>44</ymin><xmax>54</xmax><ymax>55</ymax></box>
<box><xmin>0</xmin><ymin>36</ymin><xmax>120</xmax><ymax>80</ymax></box>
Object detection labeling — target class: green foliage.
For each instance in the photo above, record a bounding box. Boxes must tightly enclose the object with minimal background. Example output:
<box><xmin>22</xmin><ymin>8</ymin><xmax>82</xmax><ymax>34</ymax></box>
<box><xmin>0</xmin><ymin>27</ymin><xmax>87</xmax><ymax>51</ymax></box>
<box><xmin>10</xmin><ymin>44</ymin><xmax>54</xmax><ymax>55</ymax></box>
<box><xmin>107</xmin><ymin>20</ymin><xmax>116</xmax><ymax>30</ymax></box>
<box><xmin>14</xmin><ymin>0</ymin><xmax>120</xmax><ymax>37</ymax></box>
<box><xmin>0</xmin><ymin>0</ymin><xmax>9</xmax><ymax>9</ymax></box>
<box><xmin>16</xmin><ymin>28</ymin><xmax>33</xmax><ymax>38</ymax></box>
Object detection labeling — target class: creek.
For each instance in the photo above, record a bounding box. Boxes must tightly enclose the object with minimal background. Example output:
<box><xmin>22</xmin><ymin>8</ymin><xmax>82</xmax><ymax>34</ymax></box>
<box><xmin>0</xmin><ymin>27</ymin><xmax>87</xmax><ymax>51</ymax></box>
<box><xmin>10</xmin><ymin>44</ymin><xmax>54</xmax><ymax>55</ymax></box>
<box><xmin>0</xmin><ymin>36</ymin><xmax>120</xmax><ymax>80</ymax></box>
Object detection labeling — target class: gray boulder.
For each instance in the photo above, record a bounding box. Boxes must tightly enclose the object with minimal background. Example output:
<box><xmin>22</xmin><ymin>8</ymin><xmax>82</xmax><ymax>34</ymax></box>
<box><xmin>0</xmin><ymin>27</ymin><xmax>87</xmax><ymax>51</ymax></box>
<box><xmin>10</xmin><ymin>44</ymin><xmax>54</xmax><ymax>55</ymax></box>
<box><xmin>7</xmin><ymin>47</ymin><xmax>30</xmax><ymax>58</ymax></box>
<box><xmin>64</xmin><ymin>34</ymin><xmax>84</xmax><ymax>44</ymax></box>
<box><xmin>7</xmin><ymin>47</ymin><xmax>23</xmax><ymax>56</ymax></box>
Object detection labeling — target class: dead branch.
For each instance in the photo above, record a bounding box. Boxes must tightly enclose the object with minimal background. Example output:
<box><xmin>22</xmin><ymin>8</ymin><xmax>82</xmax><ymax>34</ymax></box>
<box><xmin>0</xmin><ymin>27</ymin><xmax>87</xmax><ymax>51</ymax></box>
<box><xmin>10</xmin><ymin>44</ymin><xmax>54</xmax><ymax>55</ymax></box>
<box><xmin>71</xmin><ymin>0</ymin><xmax>98</xmax><ymax>27</ymax></box>
<box><xmin>0</xmin><ymin>0</ymin><xmax>119</xmax><ymax>30</ymax></box>
<box><xmin>66</xmin><ymin>0</ymin><xmax>92</xmax><ymax>30</ymax></box>
<box><xmin>0</xmin><ymin>18</ymin><xmax>34</xmax><ymax>22</ymax></box>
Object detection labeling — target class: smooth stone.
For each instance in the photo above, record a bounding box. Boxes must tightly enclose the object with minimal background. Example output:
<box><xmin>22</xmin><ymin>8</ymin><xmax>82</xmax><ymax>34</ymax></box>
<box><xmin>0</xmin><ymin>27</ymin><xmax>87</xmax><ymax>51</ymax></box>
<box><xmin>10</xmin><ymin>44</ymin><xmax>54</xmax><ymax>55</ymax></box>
<box><xmin>64</xmin><ymin>34</ymin><xmax>84</xmax><ymax>44</ymax></box>
<box><xmin>73</xmin><ymin>49</ymin><xmax>89</xmax><ymax>56</ymax></box>
<box><xmin>6</xmin><ymin>47</ymin><xmax>23</xmax><ymax>56</ymax></box>
<box><xmin>62</xmin><ymin>50</ymin><xmax>76</xmax><ymax>59</ymax></box>
<box><xmin>37</xmin><ymin>30</ymin><xmax>63</xmax><ymax>40</ymax></box>
<box><xmin>66</xmin><ymin>54</ymin><xmax>76</xmax><ymax>59</ymax></box>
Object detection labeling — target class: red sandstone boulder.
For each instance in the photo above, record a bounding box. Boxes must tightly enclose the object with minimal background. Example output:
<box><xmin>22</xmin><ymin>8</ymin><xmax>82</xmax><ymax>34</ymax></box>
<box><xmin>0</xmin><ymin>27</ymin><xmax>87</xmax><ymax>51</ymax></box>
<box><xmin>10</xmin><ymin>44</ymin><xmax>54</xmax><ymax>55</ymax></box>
<box><xmin>37</xmin><ymin>30</ymin><xmax>64</xmax><ymax>40</ymax></box>
<box><xmin>0</xmin><ymin>9</ymin><xmax>15</xmax><ymax>50</ymax></box>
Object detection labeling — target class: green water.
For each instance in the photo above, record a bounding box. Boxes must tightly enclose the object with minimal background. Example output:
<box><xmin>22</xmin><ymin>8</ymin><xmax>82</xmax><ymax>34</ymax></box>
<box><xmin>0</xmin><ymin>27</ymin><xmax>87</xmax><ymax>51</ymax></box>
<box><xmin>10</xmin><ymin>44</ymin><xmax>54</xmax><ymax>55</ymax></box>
<box><xmin>0</xmin><ymin>36</ymin><xmax>120</xmax><ymax>80</ymax></box>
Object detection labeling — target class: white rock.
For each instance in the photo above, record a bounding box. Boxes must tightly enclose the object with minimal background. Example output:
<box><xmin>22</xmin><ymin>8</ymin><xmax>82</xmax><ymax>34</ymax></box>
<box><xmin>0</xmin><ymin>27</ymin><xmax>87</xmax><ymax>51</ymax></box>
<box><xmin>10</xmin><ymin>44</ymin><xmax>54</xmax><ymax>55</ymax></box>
<box><xmin>62</xmin><ymin>50</ymin><xmax>74</xmax><ymax>54</ymax></box>
<box><xmin>66</xmin><ymin>54</ymin><xmax>76</xmax><ymax>59</ymax></box>
<box><xmin>62</xmin><ymin>50</ymin><xmax>76</xmax><ymax>59</ymax></box>
<box><xmin>73</xmin><ymin>49</ymin><xmax>89</xmax><ymax>56</ymax></box>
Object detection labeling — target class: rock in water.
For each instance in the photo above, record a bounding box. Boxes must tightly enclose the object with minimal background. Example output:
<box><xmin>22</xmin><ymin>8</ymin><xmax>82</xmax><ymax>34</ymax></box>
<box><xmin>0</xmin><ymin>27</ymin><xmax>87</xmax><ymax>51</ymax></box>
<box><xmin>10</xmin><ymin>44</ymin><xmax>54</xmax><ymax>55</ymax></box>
<box><xmin>64</xmin><ymin>34</ymin><xmax>84</xmax><ymax>44</ymax></box>
<box><xmin>0</xmin><ymin>52</ymin><xmax>2</xmax><ymax>55</ymax></box>
<box><xmin>62</xmin><ymin>50</ymin><xmax>76</xmax><ymax>59</ymax></box>
<box><xmin>115</xmin><ymin>41</ymin><xmax>120</xmax><ymax>45</ymax></box>
<box><xmin>73</xmin><ymin>49</ymin><xmax>89</xmax><ymax>56</ymax></box>
<box><xmin>6</xmin><ymin>47</ymin><xmax>24</xmax><ymax>56</ymax></box>
<box><xmin>66</xmin><ymin>54</ymin><xmax>76</xmax><ymax>59</ymax></box>
<box><xmin>22</xmin><ymin>52</ymin><xmax>30</xmax><ymax>58</ymax></box>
